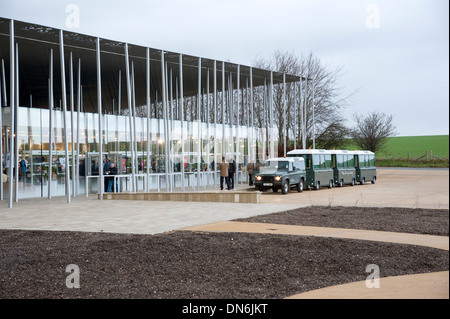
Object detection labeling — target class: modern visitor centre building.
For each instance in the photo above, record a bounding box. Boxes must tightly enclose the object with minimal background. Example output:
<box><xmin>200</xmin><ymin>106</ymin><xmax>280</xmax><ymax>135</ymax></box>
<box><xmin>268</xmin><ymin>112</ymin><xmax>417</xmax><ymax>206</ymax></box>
<box><xmin>0</xmin><ymin>17</ymin><xmax>306</xmax><ymax>207</ymax></box>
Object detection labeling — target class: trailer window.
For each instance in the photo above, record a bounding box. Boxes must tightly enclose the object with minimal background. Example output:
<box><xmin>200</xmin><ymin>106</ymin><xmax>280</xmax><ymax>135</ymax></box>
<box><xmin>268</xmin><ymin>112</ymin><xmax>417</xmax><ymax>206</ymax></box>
<box><xmin>324</xmin><ymin>155</ymin><xmax>332</xmax><ymax>169</ymax></box>
<box><xmin>313</xmin><ymin>155</ymin><xmax>320</xmax><ymax>169</ymax></box>
<box><xmin>348</xmin><ymin>155</ymin><xmax>355</xmax><ymax>168</ymax></box>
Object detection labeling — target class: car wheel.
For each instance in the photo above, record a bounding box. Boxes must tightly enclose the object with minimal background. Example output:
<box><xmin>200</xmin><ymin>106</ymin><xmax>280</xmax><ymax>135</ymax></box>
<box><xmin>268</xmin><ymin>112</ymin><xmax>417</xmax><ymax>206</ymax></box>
<box><xmin>338</xmin><ymin>179</ymin><xmax>343</xmax><ymax>187</ymax></box>
<box><xmin>351</xmin><ymin>178</ymin><xmax>355</xmax><ymax>186</ymax></box>
<box><xmin>281</xmin><ymin>181</ymin><xmax>289</xmax><ymax>194</ymax></box>
<box><xmin>328</xmin><ymin>179</ymin><xmax>333</xmax><ymax>189</ymax></box>
<box><xmin>297</xmin><ymin>180</ymin><xmax>304</xmax><ymax>192</ymax></box>
<box><xmin>315</xmin><ymin>181</ymin><xmax>320</xmax><ymax>190</ymax></box>
<box><xmin>361</xmin><ymin>177</ymin><xmax>365</xmax><ymax>185</ymax></box>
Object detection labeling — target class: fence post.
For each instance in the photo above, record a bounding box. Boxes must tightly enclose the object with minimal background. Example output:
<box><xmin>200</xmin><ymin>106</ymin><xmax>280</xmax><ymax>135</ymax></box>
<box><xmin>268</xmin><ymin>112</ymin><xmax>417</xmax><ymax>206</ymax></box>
<box><xmin>430</xmin><ymin>150</ymin><xmax>433</xmax><ymax>160</ymax></box>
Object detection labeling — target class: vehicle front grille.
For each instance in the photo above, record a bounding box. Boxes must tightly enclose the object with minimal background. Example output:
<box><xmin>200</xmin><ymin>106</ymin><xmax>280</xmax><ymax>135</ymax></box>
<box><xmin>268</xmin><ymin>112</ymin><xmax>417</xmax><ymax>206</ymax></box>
<box><xmin>262</xmin><ymin>176</ymin><xmax>273</xmax><ymax>182</ymax></box>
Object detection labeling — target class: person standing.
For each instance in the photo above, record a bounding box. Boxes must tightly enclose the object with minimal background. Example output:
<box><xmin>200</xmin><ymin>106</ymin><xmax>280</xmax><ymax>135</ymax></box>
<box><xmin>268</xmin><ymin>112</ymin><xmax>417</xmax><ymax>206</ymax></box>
<box><xmin>247</xmin><ymin>161</ymin><xmax>254</xmax><ymax>186</ymax></box>
<box><xmin>228</xmin><ymin>155</ymin><xmax>236</xmax><ymax>190</ymax></box>
<box><xmin>106</xmin><ymin>162</ymin><xmax>118</xmax><ymax>192</ymax></box>
<box><xmin>218</xmin><ymin>156</ymin><xmax>230</xmax><ymax>190</ymax></box>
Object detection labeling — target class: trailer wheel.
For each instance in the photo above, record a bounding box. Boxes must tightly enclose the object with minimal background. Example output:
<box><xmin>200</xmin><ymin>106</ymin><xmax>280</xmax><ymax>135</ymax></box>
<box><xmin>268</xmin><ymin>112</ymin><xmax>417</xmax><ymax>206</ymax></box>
<box><xmin>361</xmin><ymin>177</ymin><xmax>365</xmax><ymax>185</ymax></box>
<box><xmin>328</xmin><ymin>179</ymin><xmax>333</xmax><ymax>189</ymax></box>
<box><xmin>351</xmin><ymin>178</ymin><xmax>355</xmax><ymax>186</ymax></box>
<box><xmin>338</xmin><ymin>179</ymin><xmax>343</xmax><ymax>187</ymax></box>
<box><xmin>371</xmin><ymin>176</ymin><xmax>376</xmax><ymax>184</ymax></box>
<box><xmin>315</xmin><ymin>181</ymin><xmax>320</xmax><ymax>190</ymax></box>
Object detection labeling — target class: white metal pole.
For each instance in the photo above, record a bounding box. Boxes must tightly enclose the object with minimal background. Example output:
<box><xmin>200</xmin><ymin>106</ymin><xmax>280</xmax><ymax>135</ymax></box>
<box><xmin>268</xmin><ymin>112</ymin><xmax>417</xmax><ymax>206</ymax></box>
<box><xmin>236</xmin><ymin>65</ymin><xmax>240</xmax><ymax>187</ymax></box>
<box><xmin>8</xmin><ymin>20</ymin><xmax>14</xmax><ymax>208</ymax></box>
<box><xmin>14</xmin><ymin>43</ymin><xmax>19</xmax><ymax>202</ymax></box>
<box><xmin>179</xmin><ymin>54</ymin><xmax>185</xmax><ymax>192</ymax></box>
<box><xmin>312</xmin><ymin>79</ymin><xmax>316</xmax><ymax>149</ymax></box>
<box><xmin>197</xmin><ymin>57</ymin><xmax>201</xmax><ymax>190</ymax></box>
<box><xmin>70</xmin><ymin>52</ymin><xmax>75</xmax><ymax>197</ymax></box>
<box><xmin>222</xmin><ymin>62</ymin><xmax>225</xmax><ymax>155</ymax></box>
<box><xmin>283</xmin><ymin>73</ymin><xmax>286</xmax><ymax>157</ymax></box>
<box><xmin>60</xmin><ymin>30</ymin><xmax>71</xmax><ymax>203</ymax></box>
<box><xmin>0</xmin><ymin>63</ymin><xmax>3</xmax><ymax>200</ymax></box>
<box><xmin>250</xmin><ymin>67</ymin><xmax>254</xmax><ymax>163</ymax></box>
<box><xmin>213</xmin><ymin>60</ymin><xmax>217</xmax><ymax>187</ymax></box>
<box><xmin>48</xmin><ymin>50</ymin><xmax>53</xmax><ymax>199</ymax></box>
<box><xmin>124</xmin><ymin>44</ymin><xmax>135</xmax><ymax>192</ymax></box>
<box><xmin>161</xmin><ymin>51</ymin><xmax>169</xmax><ymax>192</ymax></box>
<box><xmin>269</xmin><ymin>71</ymin><xmax>274</xmax><ymax>158</ymax></box>
<box><xmin>76</xmin><ymin>58</ymin><xmax>81</xmax><ymax>195</ymax></box>
<box><xmin>146</xmin><ymin>48</ymin><xmax>151</xmax><ymax>192</ymax></box>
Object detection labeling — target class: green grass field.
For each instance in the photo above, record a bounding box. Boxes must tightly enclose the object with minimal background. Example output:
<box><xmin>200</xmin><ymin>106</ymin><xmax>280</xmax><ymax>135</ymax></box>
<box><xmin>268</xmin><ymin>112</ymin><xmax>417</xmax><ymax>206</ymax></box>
<box><xmin>347</xmin><ymin>135</ymin><xmax>449</xmax><ymax>168</ymax></box>
<box><xmin>380</xmin><ymin>135</ymin><xmax>449</xmax><ymax>160</ymax></box>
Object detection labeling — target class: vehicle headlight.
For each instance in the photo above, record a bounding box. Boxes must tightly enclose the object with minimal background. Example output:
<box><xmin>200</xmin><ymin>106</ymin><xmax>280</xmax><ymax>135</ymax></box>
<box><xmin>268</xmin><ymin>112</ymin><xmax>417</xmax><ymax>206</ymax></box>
<box><xmin>275</xmin><ymin>176</ymin><xmax>282</xmax><ymax>181</ymax></box>
<box><xmin>255</xmin><ymin>176</ymin><xmax>262</xmax><ymax>181</ymax></box>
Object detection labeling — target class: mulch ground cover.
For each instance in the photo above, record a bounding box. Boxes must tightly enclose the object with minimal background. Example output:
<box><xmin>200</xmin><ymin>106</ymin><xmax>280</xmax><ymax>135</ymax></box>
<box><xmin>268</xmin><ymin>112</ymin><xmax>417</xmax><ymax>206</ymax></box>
<box><xmin>0</xmin><ymin>206</ymin><xmax>448</xmax><ymax>299</ymax></box>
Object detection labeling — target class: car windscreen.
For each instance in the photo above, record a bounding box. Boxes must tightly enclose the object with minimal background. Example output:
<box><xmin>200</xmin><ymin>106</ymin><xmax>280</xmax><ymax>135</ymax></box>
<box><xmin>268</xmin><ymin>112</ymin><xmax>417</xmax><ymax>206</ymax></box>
<box><xmin>260</xmin><ymin>161</ymin><xmax>289</xmax><ymax>174</ymax></box>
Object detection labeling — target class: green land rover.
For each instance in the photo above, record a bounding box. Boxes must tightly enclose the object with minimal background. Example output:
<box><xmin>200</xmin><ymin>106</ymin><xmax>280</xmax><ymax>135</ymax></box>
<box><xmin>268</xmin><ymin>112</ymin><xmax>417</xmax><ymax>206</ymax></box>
<box><xmin>254</xmin><ymin>157</ymin><xmax>306</xmax><ymax>194</ymax></box>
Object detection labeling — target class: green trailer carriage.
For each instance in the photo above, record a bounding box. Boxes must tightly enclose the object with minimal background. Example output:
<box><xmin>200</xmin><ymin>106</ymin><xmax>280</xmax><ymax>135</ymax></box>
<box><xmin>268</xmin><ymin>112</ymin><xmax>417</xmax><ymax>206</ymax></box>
<box><xmin>287</xmin><ymin>149</ymin><xmax>334</xmax><ymax>190</ymax></box>
<box><xmin>353</xmin><ymin>150</ymin><xmax>377</xmax><ymax>184</ymax></box>
<box><xmin>330</xmin><ymin>150</ymin><xmax>357</xmax><ymax>187</ymax></box>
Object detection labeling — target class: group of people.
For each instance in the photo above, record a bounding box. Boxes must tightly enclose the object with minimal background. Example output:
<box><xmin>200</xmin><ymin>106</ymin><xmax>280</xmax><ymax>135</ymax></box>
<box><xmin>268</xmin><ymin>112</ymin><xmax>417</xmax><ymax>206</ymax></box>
<box><xmin>218</xmin><ymin>156</ymin><xmax>236</xmax><ymax>190</ymax></box>
<box><xmin>218</xmin><ymin>156</ymin><xmax>254</xmax><ymax>190</ymax></box>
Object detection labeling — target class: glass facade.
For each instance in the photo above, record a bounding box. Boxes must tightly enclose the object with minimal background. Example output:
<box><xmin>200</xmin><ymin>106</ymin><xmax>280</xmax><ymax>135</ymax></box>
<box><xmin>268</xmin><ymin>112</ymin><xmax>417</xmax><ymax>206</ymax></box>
<box><xmin>0</xmin><ymin>17</ymin><xmax>298</xmax><ymax>205</ymax></box>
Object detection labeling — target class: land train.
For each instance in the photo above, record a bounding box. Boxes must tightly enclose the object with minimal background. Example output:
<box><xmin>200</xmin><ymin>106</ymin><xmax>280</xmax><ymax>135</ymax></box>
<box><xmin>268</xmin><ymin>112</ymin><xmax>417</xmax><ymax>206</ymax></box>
<box><xmin>285</xmin><ymin>149</ymin><xmax>377</xmax><ymax>190</ymax></box>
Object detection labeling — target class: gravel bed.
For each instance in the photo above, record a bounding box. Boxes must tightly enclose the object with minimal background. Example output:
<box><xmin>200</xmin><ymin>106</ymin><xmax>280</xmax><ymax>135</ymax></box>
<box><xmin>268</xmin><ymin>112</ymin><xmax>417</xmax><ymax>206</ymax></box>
<box><xmin>0</xmin><ymin>207</ymin><xmax>448</xmax><ymax>299</ymax></box>
<box><xmin>236</xmin><ymin>206</ymin><xmax>449</xmax><ymax>236</ymax></box>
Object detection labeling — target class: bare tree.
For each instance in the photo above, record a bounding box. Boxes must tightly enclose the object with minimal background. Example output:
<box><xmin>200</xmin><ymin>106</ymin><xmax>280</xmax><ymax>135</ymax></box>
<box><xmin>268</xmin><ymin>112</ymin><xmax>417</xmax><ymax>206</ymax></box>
<box><xmin>253</xmin><ymin>51</ymin><xmax>356</xmax><ymax>151</ymax></box>
<box><xmin>351</xmin><ymin>111</ymin><xmax>397</xmax><ymax>152</ymax></box>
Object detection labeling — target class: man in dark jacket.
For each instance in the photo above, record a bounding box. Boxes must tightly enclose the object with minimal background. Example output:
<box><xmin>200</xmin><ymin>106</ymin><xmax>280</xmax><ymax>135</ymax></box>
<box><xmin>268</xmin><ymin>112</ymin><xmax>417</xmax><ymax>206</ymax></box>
<box><xmin>228</xmin><ymin>156</ymin><xmax>236</xmax><ymax>190</ymax></box>
<box><xmin>106</xmin><ymin>162</ymin><xmax>118</xmax><ymax>192</ymax></box>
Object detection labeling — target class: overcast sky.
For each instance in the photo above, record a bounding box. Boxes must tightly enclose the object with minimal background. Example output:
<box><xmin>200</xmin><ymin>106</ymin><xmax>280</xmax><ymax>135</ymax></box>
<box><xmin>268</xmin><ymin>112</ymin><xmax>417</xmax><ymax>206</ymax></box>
<box><xmin>2</xmin><ymin>0</ymin><xmax>449</xmax><ymax>136</ymax></box>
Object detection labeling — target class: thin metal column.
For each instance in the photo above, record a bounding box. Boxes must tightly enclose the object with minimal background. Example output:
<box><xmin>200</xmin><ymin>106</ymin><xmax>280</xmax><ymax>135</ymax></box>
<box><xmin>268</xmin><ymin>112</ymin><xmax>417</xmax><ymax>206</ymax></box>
<box><xmin>197</xmin><ymin>57</ymin><xmax>201</xmax><ymax>190</ymax></box>
<box><xmin>48</xmin><ymin>50</ymin><xmax>53</xmax><ymax>199</ymax></box>
<box><xmin>1</xmin><ymin>60</ymin><xmax>6</xmax><ymax>106</ymax></box>
<box><xmin>8</xmin><ymin>20</ymin><xmax>14</xmax><ymax>208</ymax></box>
<box><xmin>145</xmin><ymin>48</ymin><xmax>150</xmax><ymax>192</ymax></box>
<box><xmin>206</xmin><ymin>69</ymin><xmax>210</xmax><ymax>188</ymax></box>
<box><xmin>250</xmin><ymin>67</ymin><xmax>254</xmax><ymax>163</ymax></box>
<box><xmin>131</xmin><ymin>61</ymin><xmax>138</xmax><ymax>191</ymax></box>
<box><xmin>283</xmin><ymin>73</ymin><xmax>286</xmax><ymax>157</ymax></box>
<box><xmin>0</xmin><ymin>64</ymin><xmax>3</xmax><ymax>200</ymax></box>
<box><xmin>124</xmin><ymin>44</ymin><xmax>135</xmax><ymax>192</ymax></box>
<box><xmin>70</xmin><ymin>52</ymin><xmax>75</xmax><ymax>197</ymax></box>
<box><xmin>213</xmin><ymin>60</ymin><xmax>217</xmax><ymax>187</ymax></box>
<box><xmin>169</xmin><ymin>67</ymin><xmax>174</xmax><ymax>192</ymax></box>
<box><xmin>14</xmin><ymin>43</ymin><xmax>19</xmax><ymax>202</ymax></box>
<box><xmin>161</xmin><ymin>51</ymin><xmax>169</xmax><ymax>192</ymax></box>
<box><xmin>96</xmin><ymin>37</ymin><xmax>103</xmax><ymax>200</ymax></box>
<box><xmin>221</xmin><ymin>62</ymin><xmax>225</xmax><ymax>155</ymax></box>
<box><xmin>179</xmin><ymin>54</ymin><xmax>185</xmax><ymax>192</ymax></box>
<box><xmin>76</xmin><ymin>58</ymin><xmax>81</xmax><ymax>195</ymax></box>
<box><xmin>236</xmin><ymin>65</ymin><xmax>240</xmax><ymax>188</ymax></box>
<box><xmin>312</xmin><ymin>79</ymin><xmax>316</xmax><ymax>149</ymax></box>
<box><xmin>269</xmin><ymin>71</ymin><xmax>274</xmax><ymax>158</ymax></box>
<box><xmin>60</xmin><ymin>30</ymin><xmax>71</xmax><ymax>203</ymax></box>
